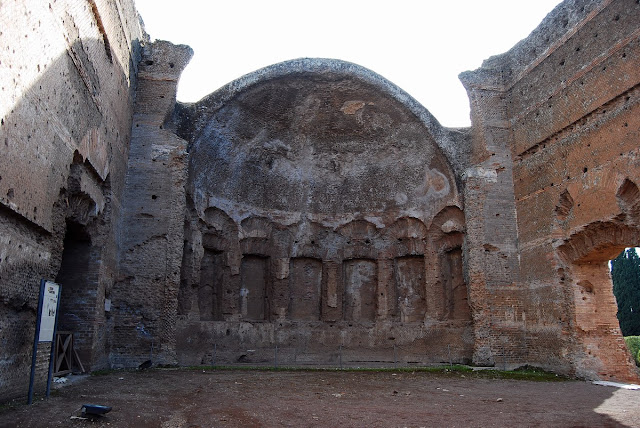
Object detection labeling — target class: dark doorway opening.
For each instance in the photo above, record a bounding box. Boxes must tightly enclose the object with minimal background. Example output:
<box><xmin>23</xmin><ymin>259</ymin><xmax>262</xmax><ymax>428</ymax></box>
<box><xmin>55</xmin><ymin>221</ymin><xmax>97</xmax><ymax>369</ymax></box>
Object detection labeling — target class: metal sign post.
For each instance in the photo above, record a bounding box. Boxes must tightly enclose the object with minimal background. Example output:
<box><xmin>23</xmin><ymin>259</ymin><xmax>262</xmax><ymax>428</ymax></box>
<box><xmin>28</xmin><ymin>279</ymin><xmax>62</xmax><ymax>404</ymax></box>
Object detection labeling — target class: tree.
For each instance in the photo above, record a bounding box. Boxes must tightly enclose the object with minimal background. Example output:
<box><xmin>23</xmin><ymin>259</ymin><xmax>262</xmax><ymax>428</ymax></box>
<box><xmin>611</xmin><ymin>248</ymin><xmax>640</xmax><ymax>336</ymax></box>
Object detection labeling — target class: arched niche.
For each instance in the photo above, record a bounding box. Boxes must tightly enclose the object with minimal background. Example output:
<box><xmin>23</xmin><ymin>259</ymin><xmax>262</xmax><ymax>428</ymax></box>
<box><xmin>184</xmin><ymin>59</ymin><xmax>461</xmax><ymax>224</ymax></box>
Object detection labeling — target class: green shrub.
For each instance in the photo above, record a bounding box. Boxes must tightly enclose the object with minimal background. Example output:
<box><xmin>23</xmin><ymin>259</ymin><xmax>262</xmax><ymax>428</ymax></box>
<box><xmin>624</xmin><ymin>336</ymin><xmax>640</xmax><ymax>366</ymax></box>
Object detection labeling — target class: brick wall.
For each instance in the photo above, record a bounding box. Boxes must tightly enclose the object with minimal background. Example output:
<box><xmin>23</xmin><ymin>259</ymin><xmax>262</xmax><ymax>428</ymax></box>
<box><xmin>462</xmin><ymin>0</ymin><xmax>640</xmax><ymax>381</ymax></box>
<box><xmin>0</xmin><ymin>0</ymin><xmax>144</xmax><ymax>401</ymax></box>
<box><xmin>169</xmin><ymin>59</ymin><xmax>474</xmax><ymax>368</ymax></box>
<box><xmin>2</xmin><ymin>0</ymin><xmax>638</xmax><ymax>396</ymax></box>
<box><xmin>111</xmin><ymin>41</ymin><xmax>193</xmax><ymax>368</ymax></box>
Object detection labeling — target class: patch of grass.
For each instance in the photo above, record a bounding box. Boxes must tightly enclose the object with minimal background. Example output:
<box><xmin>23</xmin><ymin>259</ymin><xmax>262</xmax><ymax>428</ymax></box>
<box><xmin>188</xmin><ymin>364</ymin><xmax>473</xmax><ymax>373</ymax></box>
<box><xmin>468</xmin><ymin>366</ymin><xmax>569</xmax><ymax>382</ymax></box>
<box><xmin>184</xmin><ymin>364</ymin><xmax>565</xmax><ymax>381</ymax></box>
<box><xmin>624</xmin><ymin>336</ymin><xmax>640</xmax><ymax>366</ymax></box>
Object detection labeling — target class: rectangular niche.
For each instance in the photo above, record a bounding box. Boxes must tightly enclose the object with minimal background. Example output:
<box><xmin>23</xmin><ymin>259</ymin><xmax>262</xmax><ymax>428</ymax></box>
<box><xmin>394</xmin><ymin>255</ymin><xmax>427</xmax><ymax>322</ymax></box>
<box><xmin>289</xmin><ymin>257</ymin><xmax>322</xmax><ymax>321</ymax></box>
<box><xmin>198</xmin><ymin>249</ymin><xmax>224</xmax><ymax>321</ymax></box>
<box><xmin>343</xmin><ymin>259</ymin><xmax>377</xmax><ymax>322</ymax></box>
<box><xmin>442</xmin><ymin>248</ymin><xmax>471</xmax><ymax>320</ymax></box>
<box><xmin>241</xmin><ymin>255</ymin><xmax>268</xmax><ymax>320</ymax></box>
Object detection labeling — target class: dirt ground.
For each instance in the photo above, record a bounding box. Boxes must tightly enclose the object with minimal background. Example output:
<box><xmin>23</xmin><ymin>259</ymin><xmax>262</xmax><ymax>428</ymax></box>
<box><xmin>1</xmin><ymin>369</ymin><xmax>639</xmax><ymax>427</ymax></box>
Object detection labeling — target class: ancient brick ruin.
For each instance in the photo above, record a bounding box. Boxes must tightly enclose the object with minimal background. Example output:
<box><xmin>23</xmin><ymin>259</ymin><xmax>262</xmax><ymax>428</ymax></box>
<box><xmin>1</xmin><ymin>0</ymin><xmax>639</xmax><ymax>401</ymax></box>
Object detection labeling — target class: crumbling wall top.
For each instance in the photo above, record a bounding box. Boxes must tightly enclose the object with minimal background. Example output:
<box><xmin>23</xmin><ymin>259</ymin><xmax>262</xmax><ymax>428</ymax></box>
<box><xmin>460</xmin><ymin>0</ymin><xmax>601</xmax><ymax>90</ymax></box>
<box><xmin>178</xmin><ymin>58</ymin><xmax>471</xmax><ymax>178</ymax></box>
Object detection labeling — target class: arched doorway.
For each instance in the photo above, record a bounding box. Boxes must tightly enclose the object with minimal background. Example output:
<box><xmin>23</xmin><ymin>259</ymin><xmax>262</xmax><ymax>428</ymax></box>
<box><xmin>558</xmin><ymin>222</ymin><xmax>640</xmax><ymax>382</ymax></box>
<box><xmin>610</xmin><ymin>248</ymin><xmax>640</xmax><ymax>369</ymax></box>
<box><xmin>55</xmin><ymin>220</ymin><xmax>100</xmax><ymax>370</ymax></box>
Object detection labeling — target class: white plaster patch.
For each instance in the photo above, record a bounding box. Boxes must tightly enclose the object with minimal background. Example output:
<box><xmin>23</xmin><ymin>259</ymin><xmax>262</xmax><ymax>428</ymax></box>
<box><xmin>441</xmin><ymin>219</ymin><xmax>464</xmax><ymax>234</ymax></box>
<box><xmin>395</xmin><ymin>192</ymin><xmax>408</xmax><ymax>205</ymax></box>
<box><xmin>464</xmin><ymin>167</ymin><xmax>498</xmax><ymax>182</ymax></box>
<box><xmin>416</xmin><ymin>167</ymin><xmax>450</xmax><ymax>199</ymax></box>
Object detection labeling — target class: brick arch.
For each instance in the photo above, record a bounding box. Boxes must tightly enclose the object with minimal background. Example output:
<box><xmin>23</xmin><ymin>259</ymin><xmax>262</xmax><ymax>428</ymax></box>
<box><xmin>556</xmin><ymin>220</ymin><xmax>640</xmax><ymax>382</ymax></box>
<box><xmin>385</xmin><ymin>217</ymin><xmax>428</xmax><ymax>241</ymax></box>
<box><xmin>557</xmin><ymin>221</ymin><xmax>640</xmax><ymax>264</ymax></box>
<box><xmin>336</xmin><ymin>219</ymin><xmax>379</xmax><ymax>242</ymax></box>
<box><xmin>430</xmin><ymin>205</ymin><xmax>465</xmax><ymax>232</ymax></box>
<box><xmin>240</xmin><ymin>216</ymin><xmax>273</xmax><ymax>240</ymax></box>
<box><xmin>203</xmin><ymin>206</ymin><xmax>236</xmax><ymax>233</ymax></box>
<box><xmin>429</xmin><ymin>206</ymin><xmax>465</xmax><ymax>248</ymax></box>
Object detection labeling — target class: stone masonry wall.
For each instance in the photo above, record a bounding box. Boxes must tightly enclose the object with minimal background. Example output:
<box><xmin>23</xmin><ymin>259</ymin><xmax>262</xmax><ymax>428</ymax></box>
<box><xmin>1</xmin><ymin>0</ymin><xmax>638</xmax><ymax>397</ymax></box>
<box><xmin>462</xmin><ymin>0</ymin><xmax>640</xmax><ymax>381</ymax></box>
<box><xmin>0</xmin><ymin>0</ymin><xmax>145</xmax><ymax>401</ymax></box>
<box><xmin>172</xmin><ymin>59</ymin><xmax>475</xmax><ymax>367</ymax></box>
<box><xmin>111</xmin><ymin>41</ymin><xmax>193</xmax><ymax>368</ymax></box>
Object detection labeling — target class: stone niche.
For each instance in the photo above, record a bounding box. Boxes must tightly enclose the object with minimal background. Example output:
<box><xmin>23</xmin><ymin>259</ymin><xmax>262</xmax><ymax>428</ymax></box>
<box><xmin>175</xmin><ymin>59</ymin><xmax>473</xmax><ymax>366</ymax></box>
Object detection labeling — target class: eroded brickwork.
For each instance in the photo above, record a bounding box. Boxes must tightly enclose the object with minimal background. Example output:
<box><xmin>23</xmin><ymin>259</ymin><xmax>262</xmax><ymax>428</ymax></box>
<box><xmin>168</xmin><ymin>61</ymin><xmax>474</xmax><ymax>366</ymax></box>
<box><xmin>462</xmin><ymin>0</ymin><xmax>640</xmax><ymax>381</ymax></box>
<box><xmin>112</xmin><ymin>41</ymin><xmax>193</xmax><ymax>368</ymax></box>
<box><xmin>0</xmin><ymin>0</ymin><xmax>144</xmax><ymax>401</ymax></box>
<box><xmin>1</xmin><ymin>0</ymin><xmax>639</xmax><ymax>402</ymax></box>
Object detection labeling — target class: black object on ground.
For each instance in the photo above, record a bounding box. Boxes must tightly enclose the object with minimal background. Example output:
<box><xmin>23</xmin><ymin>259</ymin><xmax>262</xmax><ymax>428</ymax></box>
<box><xmin>81</xmin><ymin>404</ymin><xmax>112</xmax><ymax>417</ymax></box>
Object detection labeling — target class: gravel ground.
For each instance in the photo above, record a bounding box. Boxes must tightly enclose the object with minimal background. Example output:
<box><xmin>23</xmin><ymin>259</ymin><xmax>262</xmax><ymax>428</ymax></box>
<box><xmin>1</xmin><ymin>369</ymin><xmax>639</xmax><ymax>427</ymax></box>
